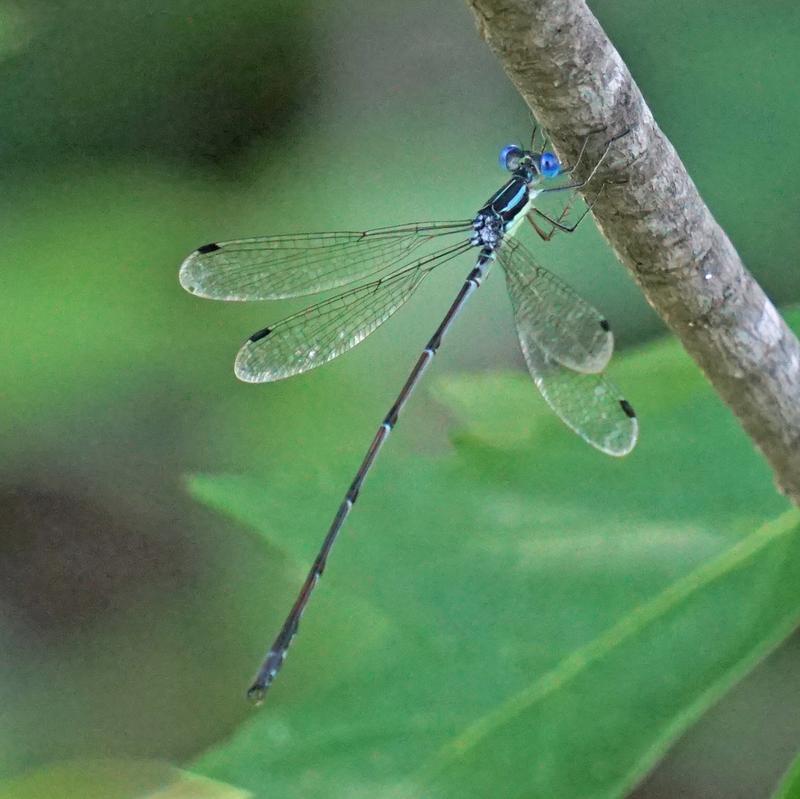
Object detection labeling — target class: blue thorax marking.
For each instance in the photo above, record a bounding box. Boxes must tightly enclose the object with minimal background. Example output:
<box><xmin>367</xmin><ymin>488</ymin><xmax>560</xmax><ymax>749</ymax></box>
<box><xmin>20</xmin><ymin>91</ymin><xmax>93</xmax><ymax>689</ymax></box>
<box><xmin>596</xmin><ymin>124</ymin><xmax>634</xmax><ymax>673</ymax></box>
<box><xmin>478</xmin><ymin>175</ymin><xmax>529</xmax><ymax>225</ymax></box>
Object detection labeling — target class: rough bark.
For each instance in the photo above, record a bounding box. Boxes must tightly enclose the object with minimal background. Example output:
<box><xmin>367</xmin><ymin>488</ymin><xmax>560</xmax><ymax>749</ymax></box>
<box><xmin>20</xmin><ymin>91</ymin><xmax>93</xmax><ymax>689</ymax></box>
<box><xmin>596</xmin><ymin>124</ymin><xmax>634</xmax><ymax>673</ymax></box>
<box><xmin>466</xmin><ymin>0</ymin><xmax>800</xmax><ymax>503</ymax></box>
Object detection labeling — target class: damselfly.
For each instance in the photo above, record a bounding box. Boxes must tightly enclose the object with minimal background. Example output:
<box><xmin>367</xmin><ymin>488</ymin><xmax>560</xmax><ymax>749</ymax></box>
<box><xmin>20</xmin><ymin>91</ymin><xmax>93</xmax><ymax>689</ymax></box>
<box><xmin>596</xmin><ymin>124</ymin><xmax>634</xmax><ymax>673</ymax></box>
<box><xmin>179</xmin><ymin>130</ymin><xmax>637</xmax><ymax>703</ymax></box>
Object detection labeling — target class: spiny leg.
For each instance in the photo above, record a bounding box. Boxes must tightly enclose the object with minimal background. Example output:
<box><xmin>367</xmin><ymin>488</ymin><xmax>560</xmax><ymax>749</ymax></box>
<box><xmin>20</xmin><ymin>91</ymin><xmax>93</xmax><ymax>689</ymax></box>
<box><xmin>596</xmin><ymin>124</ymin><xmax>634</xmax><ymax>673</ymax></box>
<box><xmin>539</xmin><ymin>130</ymin><xmax>550</xmax><ymax>154</ymax></box>
<box><xmin>528</xmin><ymin>183</ymin><xmax>608</xmax><ymax>241</ymax></box>
<box><xmin>555</xmin><ymin>132</ymin><xmax>592</xmax><ymax>179</ymax></box>
<box><xmin>528</xmin><ymin>195</ymin><xmax>576</xmax><ymax>241</ymax></box>
<box><xmin>528</xmin><ymin>127</ymin><xmax>631</xmax><ymax>241</ymax></box>
<box><xmin>539</xmin><ymin>128</ymin><xmax>630</xmax><ymax>195</ymax></box>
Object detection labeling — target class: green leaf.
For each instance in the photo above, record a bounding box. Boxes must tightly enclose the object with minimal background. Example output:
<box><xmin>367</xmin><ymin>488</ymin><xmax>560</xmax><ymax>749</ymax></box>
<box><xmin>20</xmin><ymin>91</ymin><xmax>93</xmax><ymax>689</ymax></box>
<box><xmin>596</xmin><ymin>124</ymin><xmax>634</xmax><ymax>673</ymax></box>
<box><xmin>0</xmin><ymin>759</ymin><xmax>249</xmax><ymax>799</ymax></box>
<box><xmin>419</xmin><ymin>510</ymin><xmax>800</xmax><ymax>799</ymax></box>
<box><xmin>186</xmin><ymin>321</ymin><xmax>800</xmax><ymax>799</ymax></box>
<box><xmin>773</xmin><ymin>751</ymin><xmax>800</xmax><ymax>799</ymax></box>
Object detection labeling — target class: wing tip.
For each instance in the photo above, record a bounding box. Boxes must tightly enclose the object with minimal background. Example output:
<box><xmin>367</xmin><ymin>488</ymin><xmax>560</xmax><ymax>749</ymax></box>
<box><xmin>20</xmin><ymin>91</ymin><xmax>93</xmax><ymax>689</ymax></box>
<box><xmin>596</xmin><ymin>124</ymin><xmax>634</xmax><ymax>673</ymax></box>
<box><xmin>234</xmin><ymin>338</ymin><xmax>276</xmax><ymax>384</ymax></box>
<box><xmin>234</xmin><ymin>354</ymin><xmax>264</xmax><ymax>384</ymax></box>
<box><xmin>178</xmin><ymin>243</ymin><xmax>223</xmax><ymax>297</ymax></box>
<box><xmin>232</xmin><ymin>329</ymin><xmax>272</xmax><ymax>381</ymax></box>
<box><xmin>580</xmin><ymin>397</ymin><xmax>639</xmax><ymax>458</ymax></box>
<box><xmin>607</xmin><ymin>405</ymin><xmax>639</xmax><ymax>457</ymax></box>
<box><xmin>178</xmin><ymin>250</ymin><xmax>204</xmax><ymax>296</ymax></box>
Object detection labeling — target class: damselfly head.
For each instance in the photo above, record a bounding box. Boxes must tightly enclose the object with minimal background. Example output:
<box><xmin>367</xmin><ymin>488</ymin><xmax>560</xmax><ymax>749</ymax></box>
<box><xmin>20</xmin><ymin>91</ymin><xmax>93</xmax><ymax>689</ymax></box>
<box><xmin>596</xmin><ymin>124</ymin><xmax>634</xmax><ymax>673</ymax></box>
<box><xmin>537</xmin><ymin>151</ymin><xmax>561</xmax><ymax>178</ymax></box>
<box><xmin>499</xmin><ymin>145</ymin><xmax>561</xmax><ymax>182</ymax></box>
<box><xmin>499</xmin><ymin>143</ymin><xmax>527</xmax><ymax>172</ymax></box>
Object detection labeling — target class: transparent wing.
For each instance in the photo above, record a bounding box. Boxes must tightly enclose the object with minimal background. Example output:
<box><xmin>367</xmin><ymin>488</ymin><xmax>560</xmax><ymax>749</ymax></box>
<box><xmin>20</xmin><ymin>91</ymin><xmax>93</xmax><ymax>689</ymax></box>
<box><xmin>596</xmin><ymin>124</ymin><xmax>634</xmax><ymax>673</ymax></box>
<box><xmin>235</xmin><ymin>241</ymin><xmax>472</xmax><ymax>383</ymax></box>
<box><xmin>516</xmin><ymin>335</ymin><xmax>638</xmax><ymax>457</ymax></box>
<box><xmin>179</xmin><ymin>220</ymin><xmax>472</xmax><ymax>301</ymax></box>
<box><xmin>498</xmin><ymin>237</ymin><xmax>613</xmax><ymax>374</ymax></box>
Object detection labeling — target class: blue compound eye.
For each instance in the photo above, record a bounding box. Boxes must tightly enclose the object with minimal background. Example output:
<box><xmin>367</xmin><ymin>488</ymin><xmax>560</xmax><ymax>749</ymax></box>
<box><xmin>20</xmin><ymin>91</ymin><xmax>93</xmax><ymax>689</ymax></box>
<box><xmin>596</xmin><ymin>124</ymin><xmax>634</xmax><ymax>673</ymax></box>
<box><xmin>539</xmin><ymin>151</ymin><xmax>561</xmax><ymax>177</ymax></box>
<box><xmin>499</xmin><ymin>144</ymin><xmax>524</xmax><ymax>172</ymax></box>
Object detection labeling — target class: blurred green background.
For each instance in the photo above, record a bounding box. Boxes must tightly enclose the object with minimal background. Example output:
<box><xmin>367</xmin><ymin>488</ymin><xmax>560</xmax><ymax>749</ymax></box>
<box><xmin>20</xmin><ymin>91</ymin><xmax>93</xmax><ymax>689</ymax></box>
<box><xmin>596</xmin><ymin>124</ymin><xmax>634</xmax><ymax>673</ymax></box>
<box><xmin>2</xmin><ymin>1</ymin><xmax>799</xmax><ymax>798</ymax></box>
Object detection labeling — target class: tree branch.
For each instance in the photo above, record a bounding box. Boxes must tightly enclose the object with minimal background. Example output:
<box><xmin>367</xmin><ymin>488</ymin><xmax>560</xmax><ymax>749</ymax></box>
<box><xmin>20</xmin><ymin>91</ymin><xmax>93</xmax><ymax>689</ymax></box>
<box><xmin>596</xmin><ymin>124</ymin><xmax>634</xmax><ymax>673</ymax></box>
<box><xmin>466</xmin><ymin>0</ymin><xmax>800</xmax><ymax>504</ymax></box>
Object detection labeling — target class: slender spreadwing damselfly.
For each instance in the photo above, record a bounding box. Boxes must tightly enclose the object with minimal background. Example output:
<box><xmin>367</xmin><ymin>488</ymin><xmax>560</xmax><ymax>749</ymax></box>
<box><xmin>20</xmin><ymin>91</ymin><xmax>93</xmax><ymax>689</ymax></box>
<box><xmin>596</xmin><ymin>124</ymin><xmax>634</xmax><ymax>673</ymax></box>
<box><xmin>179</xmin><ymin>129</ymin><xmax>638</xmax><ymax>703</ymax></box>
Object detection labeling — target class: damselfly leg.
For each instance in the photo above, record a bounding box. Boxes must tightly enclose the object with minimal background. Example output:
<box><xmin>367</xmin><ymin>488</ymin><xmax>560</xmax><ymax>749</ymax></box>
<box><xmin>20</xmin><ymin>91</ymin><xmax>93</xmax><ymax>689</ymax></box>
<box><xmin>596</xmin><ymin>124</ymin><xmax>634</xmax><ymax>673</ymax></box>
<box><xmin>528</xmin><ymin>183</ymin><xmax>608</xmax><ymax>241</ymax></box>
<box><xmin>539</xmin><ymin>127</ymin><xmax>630</xmax><ymax>195</ymax></box>
<box><xmin>528</xmin><ymin>128</ymin><xmax>630</xmax><ymax>240</ymax></box>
